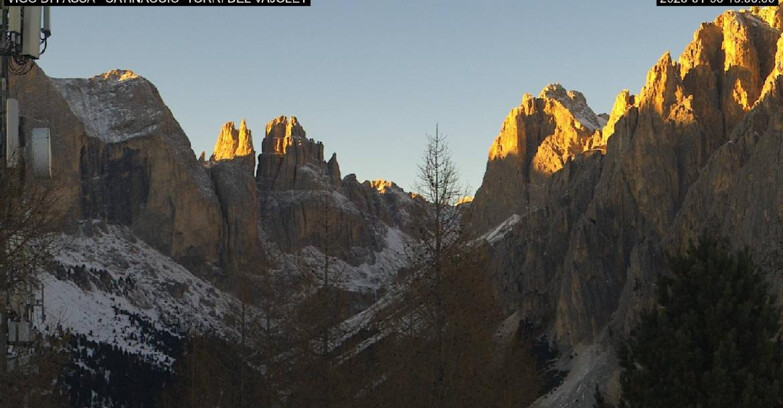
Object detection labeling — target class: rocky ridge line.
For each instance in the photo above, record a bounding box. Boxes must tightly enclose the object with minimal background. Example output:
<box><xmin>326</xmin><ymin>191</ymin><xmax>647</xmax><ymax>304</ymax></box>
<box><xmin>466</xmin><ymin>6</ymin><xmax>783</xmax><ymax>407</ymax></box>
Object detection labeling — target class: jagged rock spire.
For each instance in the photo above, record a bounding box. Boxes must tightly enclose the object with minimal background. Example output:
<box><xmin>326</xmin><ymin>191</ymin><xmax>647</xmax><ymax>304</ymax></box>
<box><xmin>257</xmin><ymin>116</ymin><xmax>341</xmax><ymax>190</ymax></box>
<box><xmin>237</xmin><ymin>119</ymin><xmax>253</xmax><ymax>157</ymax></box>
<box><xmin>471</xmin><ymin>83</ymin><xmax>603</xmax><ymax>232</ymax></box>
<box><xmin>211</xmin><ymin>120</ymin><xmax>255</xmax><ymax>162</ymax></box>
<box><xmin>262</xmin><ymin>116</ymin><xmax>308</xmax><ymax>156</ymax></box>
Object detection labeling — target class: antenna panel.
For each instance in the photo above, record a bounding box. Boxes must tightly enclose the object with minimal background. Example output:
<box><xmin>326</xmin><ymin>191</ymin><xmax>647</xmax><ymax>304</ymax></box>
<box><xmin>31</xmin><ymin>127</ymin><xmax>51</xmax><ymax>178</ymax></box>
<box><xmin>8</xmin><ymin>6</ymin><xmax>21</xmax><ymax>34</ymax></box>
<box><xmin>21</xmin><ymin>6</ymin><xmax>41</xmax><ymax>58</ymax></box>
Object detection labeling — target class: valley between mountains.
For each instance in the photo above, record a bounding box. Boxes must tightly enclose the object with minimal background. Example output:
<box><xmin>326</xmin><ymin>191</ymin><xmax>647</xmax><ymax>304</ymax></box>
<box><xmin>5</xmin><ymin>6</ymin><xmax>783</xmax><ymax>408</ymax></box>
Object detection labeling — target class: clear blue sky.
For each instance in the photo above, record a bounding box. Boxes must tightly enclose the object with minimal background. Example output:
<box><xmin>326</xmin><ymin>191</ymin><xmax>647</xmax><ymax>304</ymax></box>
<box><xmin>38</xmin><ymin>1</ymin><xmax>745</xmax><ymax>194</ymax></box>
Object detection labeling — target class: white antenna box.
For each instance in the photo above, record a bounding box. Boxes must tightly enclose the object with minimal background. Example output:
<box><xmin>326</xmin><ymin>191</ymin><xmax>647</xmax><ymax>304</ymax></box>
<box><xmin>31</xmin><ymin>127</ymin><xmax>51</xmax><ymax>178</ymax></box>
<box><xmin>21</xmin><ymin>6</ymin><xmax>41</xmax><ymax>59</ymax></box>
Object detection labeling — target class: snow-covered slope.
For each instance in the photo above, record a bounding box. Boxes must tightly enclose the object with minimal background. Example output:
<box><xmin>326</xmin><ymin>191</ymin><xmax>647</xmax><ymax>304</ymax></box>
<box><xmin>298</xmin><ymin>226</ymin><xmax>405</xmax><ymax>292</ymax></box>
<box><xmin>38</xmin><ymin>220</ymin><xmax>236</xmax><ymax>365</ymax></box>
<box><xmin>51</xmin><ymin>70</ymin><xmax>167</xmax><ymax>144</ymax></box>
<box><xmin>38</xmin><ymin>217</ymin><xmax>410</xmax><ymax>361</ymax></box>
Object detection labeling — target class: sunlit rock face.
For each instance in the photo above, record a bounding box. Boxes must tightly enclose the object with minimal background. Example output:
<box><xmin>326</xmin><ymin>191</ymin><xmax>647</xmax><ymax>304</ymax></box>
<box><xmin>257</xmin><ymin>116</ymin><xmax>340</xmax><ymax>190</ymax></box>
<box><xmin>470</xmin><ymin>7</ymin><xmax>783</xmax><ymax>352</ymax></box>
<box><xmin>670</xmin><ymin>7</ymin><xmax>783</xmax><ymax>306</ymax></box>
<box><xmin>368</xmin><ymin>179</ymin><xmax>396</xmax><ymax>193</ymax></box>
<box><xmin>211</xmin><ymin>120</ymin><xmax>256</xmax><ymax>172</ymax></box>
<box><xmin>465</xmin><ymin>8</ymin><xmax>783</xmax><ymax>407</ymax></box>
<box><xmin>467</xmin><ymin>83</ymin><xmax>602</xmax><ymax>234</ymax></box>
<box><xmin>212</xmin><ymin>120</ymin><xmax>254</xmax><ymax>160</ymax></box>
<box><xmin>263</xmin><ymin>115</ymin><xmax>307</xmax><ymax>154</ymax></box>
<box><xmin>752</xmin><ymin>5</ymin><xmax>783</xmax><ymax>29</ymax></box>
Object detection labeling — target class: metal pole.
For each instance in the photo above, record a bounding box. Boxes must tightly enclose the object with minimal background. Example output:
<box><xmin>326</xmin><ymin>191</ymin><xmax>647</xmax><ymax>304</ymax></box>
<box><xmin>1</xmin><ymin>6</ymin><xmax>7</xmax><ymax>168</ymax></box>
<box><xmin>0</xmin><ymin>5</ymin><xmax>9</xmax><ymax>375</ymax></box>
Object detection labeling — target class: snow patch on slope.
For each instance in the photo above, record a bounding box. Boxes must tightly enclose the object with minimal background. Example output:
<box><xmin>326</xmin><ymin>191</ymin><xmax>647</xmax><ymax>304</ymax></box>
<box><xmin>51</xmin><ymin>70</ymin><xmax>165</xmax><ymax>144</ymax></box>
<box><xmin>39</xmin><ymin>222</ymin><xmax>235</xmax><ymax>365</ymax></box>
<box><xmin>483</xmin><ymin>214</ymin><xmax>521</xmax><ymax>244</ymax></box>
<box><xmin>295</xmin><ymin>226</ymin><xmax>406</xmax><ymax>293</ymax></box>
<box><xmin>345</xmin><ymin>226</ymin><xmax>406</xmax><ymax>292</ymax></box>
<box><xmin>534</xmin><ymin>342</ymin><xmax>618</xmax><ymax>408</ymax></box>
<box><xmin>539</xmin><ymin>83</ymin><xmax>602</xmax><ymax>131</ymax></box>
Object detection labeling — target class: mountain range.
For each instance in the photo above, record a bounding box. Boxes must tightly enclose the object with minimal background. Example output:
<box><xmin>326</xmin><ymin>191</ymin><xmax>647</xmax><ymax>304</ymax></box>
<box><xmin>7</xmin><ymin>6</ymin><xmax>783</xmax><ymax>407</ymax></box>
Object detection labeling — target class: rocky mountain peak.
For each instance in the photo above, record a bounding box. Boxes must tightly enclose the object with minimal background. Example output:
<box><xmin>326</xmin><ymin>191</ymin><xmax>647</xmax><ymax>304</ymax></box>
<box><xmin>257</xmin><ymin>115</ymin><xmax>339</xmax><ymax>190</ymax></box>
<box><xmin>488</xmin><ymin>83</ymin><xmax>600</xmax><ymax>161</ymax></box>
<box><xmin>474</xmin><ymin>4</ymin><xmax>783</xmax><ymax>243</ymax></box>
<box><xmin>539</xmin><ymin>83</ymin><xmax>602</xmax><ymax>131</ymax></box>
<box><xmin>264</xmin><ymin>115</ymin><xmax>307</xmax><ymax>153</ymax></box>
<box><xmin>52</xmin><ymin>69</ymin><xmax>169</xmax><ymax>145</ymax></box>
<box><xmin>672</xmin><ymin>7</ymin><xmax>783</xmax><ymax>138</ymax></box>
<box><xmin>470</xmin><ymin>83</ymin><xmax>603</xmax><ymax>232</ymax></box>
<box><xmin>470</xmin><ymin>10</ymin><xmax>783</xmax><ymax>403</ymax></box>
<box><xmin>601</xmin><ymin>89</ymin><xmax>636</xmax><ymax>145</ymax></box>
<box><xmin>237</xmin><ymin>119</ymin><xmax>253</xmax><ymax>156</ymax></box>
<box><xmin>537</xmin><ymin>83</ymin><xmax>567</xmax><ymax>99</ymax></box>
<box><xmin>99</xmin><ymin>69</ymin><xmax>140</xmax><ymax>82</ymax></box>
<box><xmin>211</xmin><ymin>120</ymin><xmax>255</xmax><ymax>162</ymax></box>
<box><xmin>327</xmin><ymin>153</ymin><xmax>341</xmax><ymax>182</ymax></box>
<box><xmin>368</xmin><ymin>179</ymin><xmax>397</xmax><ymax>194</ymax></box>
<box><xmin>212</xmin><ymin>122</ymin><xmax>239</xmax><ymax>160</ymax></box>
<box><xmin>260</xmin><ymin>115</ymin><xmax>321</xmax><ymax>159</ymax></box>
<box><xmin>21</xmin><ymin>65</ymin><xmax>224</xmax><ymax>269</ymax></box>
<box><xmin>456</xmin><ymin>195</ymin><xmax>474</xmax><ymax>205</ymax></box>
<box><xmin>638</xmin><ymin>52</ymin><xmax>684</xmax><ymax>117</ymax></box>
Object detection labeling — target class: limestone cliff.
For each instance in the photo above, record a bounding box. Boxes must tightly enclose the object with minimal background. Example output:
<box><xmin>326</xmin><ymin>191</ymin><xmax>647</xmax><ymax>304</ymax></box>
<box><xmin>255</xmin><ymin>116</ymin><xmax>424</xmax><ymax>265</ymax></box>
<box><xmin>256</xmin><ymin>115</ymin><xmax>352</xmax><ymax>256</ymax></box>
<box><xmin>257</xmin><ymin>116</ymin><xmax>341</xmax><ymax>190</ymax></box>
<box><xmin>467</xmin><ymin>83</ymin><xmax>602</xmax><ymax>233</ymax></box>
<box><xmin>211</xmin><ymin>119</ymin><xmax>255</xmax><ymax>168</ymax></box>
<box><xmin>12</xmin><ymin>66</ymin><xmax>418</xmax><ymax>291</ymax></box>
<box><xmin>12</xmin><ymin>69</ymin><xmax>268</xmax><ymax>279</ymax></box>
<box><xmin>467</xmin><ymin>7</ymin><xmax>783</xmax><ymax>407</ymax></box>
<box><xmin>210</xmin><ymin>158</ymin><xmax>262</xmax><ymax>273</ymax></box>
<box><xmin>11</xmin><ymin>68</ymin><xmax>225</xmax><ymax>272</ymax></box>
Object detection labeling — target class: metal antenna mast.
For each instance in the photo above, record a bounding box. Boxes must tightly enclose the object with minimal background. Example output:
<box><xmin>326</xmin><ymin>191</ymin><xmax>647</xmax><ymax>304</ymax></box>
<box><xmin>0</xmin><ymin>4</ymin><xmax>52</xmax><ymax>374</ymax></box>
